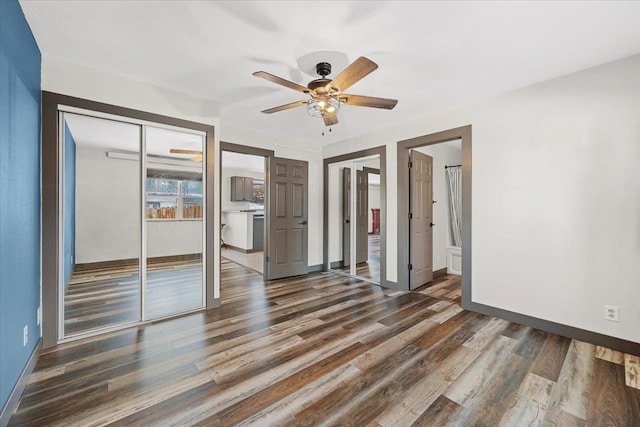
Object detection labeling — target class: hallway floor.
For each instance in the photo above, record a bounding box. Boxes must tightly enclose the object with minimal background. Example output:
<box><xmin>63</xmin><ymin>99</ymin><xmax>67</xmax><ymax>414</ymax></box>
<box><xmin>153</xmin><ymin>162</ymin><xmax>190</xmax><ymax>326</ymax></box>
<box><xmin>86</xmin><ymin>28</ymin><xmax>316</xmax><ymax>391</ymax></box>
<box><xmin>221</xmin><ymin>248</ymin><xmax>264</xmax><ymax>274</ymax></box>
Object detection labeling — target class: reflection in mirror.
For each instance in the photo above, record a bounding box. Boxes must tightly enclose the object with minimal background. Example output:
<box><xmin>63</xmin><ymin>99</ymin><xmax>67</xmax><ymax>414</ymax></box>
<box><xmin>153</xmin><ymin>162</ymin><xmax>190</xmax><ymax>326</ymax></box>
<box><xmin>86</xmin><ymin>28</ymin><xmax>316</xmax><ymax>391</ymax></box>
<box><xmin>327</xmin><ymin>163</ymin><xmax>344</xmax><ymax>272</ymax></box>
<box><xmin>328</xmin><ymin>155</ymin><xmax>381</xmax><ymax>283</ymax></box>
<box><xmin>145</xmin><ymin>126</ymin><xmax>205</xmax><ymax>319</ymax></box>
<box><xmin>62</xmin><ymin>113</ymin><xmax>141</xmax><ymax>336</ymax></box>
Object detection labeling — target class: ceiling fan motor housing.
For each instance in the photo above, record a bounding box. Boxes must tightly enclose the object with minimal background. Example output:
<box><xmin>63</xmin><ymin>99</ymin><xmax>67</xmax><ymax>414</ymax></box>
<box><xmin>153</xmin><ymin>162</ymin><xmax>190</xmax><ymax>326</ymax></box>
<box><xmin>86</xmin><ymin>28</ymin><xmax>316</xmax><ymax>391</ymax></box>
<box><xmin>316</xmin><ymin>62</ymin><xmax>332</xmax><ymax>77</ymax></box>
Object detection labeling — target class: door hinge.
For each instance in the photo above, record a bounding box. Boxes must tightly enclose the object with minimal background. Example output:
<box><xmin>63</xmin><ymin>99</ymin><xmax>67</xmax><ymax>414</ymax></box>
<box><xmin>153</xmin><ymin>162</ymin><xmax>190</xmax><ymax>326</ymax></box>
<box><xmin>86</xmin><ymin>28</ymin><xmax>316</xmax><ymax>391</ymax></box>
<box><xmin>408</xmin><ymin>212</ymin><xmax>413</xmax><ymax>219</ymax></box>
<box><xmin>265</xmin><ymin>256</ymin><xmax>269</xmax><ymax>263</ymax></box>
<box><xmin>408</xmin><ymin>161</ymin><xmax>413</xmax><ymax>168</ymax></box>
<box><xmin>408</xmin><ymin>263</ymin><xmax>413</xmax><ymax>270</ymax></box>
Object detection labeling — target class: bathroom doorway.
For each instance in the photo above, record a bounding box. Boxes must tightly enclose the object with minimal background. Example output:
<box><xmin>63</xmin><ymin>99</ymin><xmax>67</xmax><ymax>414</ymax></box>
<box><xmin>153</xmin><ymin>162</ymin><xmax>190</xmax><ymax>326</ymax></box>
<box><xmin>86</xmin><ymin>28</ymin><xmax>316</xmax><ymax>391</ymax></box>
<box><xmin>397</xmin><ymin>126</ymin><xmax>471</xmax><ymax>305</ymax></box>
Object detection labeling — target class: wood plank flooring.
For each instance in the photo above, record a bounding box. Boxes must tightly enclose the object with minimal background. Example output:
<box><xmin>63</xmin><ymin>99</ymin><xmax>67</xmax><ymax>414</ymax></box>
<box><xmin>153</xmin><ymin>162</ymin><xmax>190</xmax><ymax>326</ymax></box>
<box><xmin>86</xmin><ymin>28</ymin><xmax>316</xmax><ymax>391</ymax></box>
<box><xmin>10</xmin><ymin>260</ymin><xmax>640</xmax><ymax>426</ymax></box>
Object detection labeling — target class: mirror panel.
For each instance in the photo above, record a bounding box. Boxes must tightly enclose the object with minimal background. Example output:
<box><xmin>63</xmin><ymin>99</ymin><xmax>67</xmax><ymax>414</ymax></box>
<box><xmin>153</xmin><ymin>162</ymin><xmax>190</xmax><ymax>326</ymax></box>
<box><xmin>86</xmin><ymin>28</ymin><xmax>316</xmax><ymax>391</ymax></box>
<box><xmin>327</xmin><ymin>155</ymin><xmax>381</xmax><ymax>283</ymax></box>
<box><xmin>62</xmin><ymin>113</ymin><xmax>142</xmax><ymax>337</ymax></box>
<box><xmin>144</xmin><ymin>126</ymin><xmax>205</xmax><ymax>319</ymax></box>
<box><xmin>327</xmin><ymin>163</ymin><xmax>345</xmax><ymax>270</ymax></box>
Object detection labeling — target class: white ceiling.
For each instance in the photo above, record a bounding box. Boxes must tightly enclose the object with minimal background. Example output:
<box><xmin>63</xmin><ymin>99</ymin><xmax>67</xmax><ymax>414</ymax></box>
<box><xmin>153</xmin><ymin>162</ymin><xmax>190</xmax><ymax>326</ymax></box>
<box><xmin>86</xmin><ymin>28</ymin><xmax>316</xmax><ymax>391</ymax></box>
<box><xmin>64</xmin><ymin>113</ymin><xmax>204</xmax><ymax>159</ymax></box>
<box><xmin>21</xmin><ymin>1</ymin><xmax>640</xmax><ymax>146</ymax></box>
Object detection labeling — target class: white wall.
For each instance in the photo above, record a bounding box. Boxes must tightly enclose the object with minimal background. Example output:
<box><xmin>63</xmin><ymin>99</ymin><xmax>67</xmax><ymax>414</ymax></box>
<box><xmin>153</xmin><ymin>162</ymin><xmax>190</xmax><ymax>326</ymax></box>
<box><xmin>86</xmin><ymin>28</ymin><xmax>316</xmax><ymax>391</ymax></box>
<box><xmin>75</xmin><ymin>145</ymin><xmax>139</xmax><ymax>263</ymax></box>
<box><xmin>414</xmin><ymin>142</ymin><xmax>462</xmax><ymax>270</ymax></box>
<box><xmin>221</xmin><ymin>124</ymin><xmax>324</xmax><ymax>267</ymax></box>
<box><xmin>323</xmin><ymin>54</ymin><xmax>640</xmax><ymax>344</ymax></box>
<box><xmin>75</xmin><ymin>146</ymin><xmax>203</xmax><ymax>263</ymax></box>
<box><xmin>43</xmin><ymin>57</ymin><xmax>224</xmax><ymax>298</ymax></box>
<box><xmin>42</xmin><ymin>58</ymin><xmax>220</xmax><ymax>125</ymax></box>
<box><xmin>147</xmin><ymin>220</ymin><xmax>202</xmax><ymax>258</ymax></box>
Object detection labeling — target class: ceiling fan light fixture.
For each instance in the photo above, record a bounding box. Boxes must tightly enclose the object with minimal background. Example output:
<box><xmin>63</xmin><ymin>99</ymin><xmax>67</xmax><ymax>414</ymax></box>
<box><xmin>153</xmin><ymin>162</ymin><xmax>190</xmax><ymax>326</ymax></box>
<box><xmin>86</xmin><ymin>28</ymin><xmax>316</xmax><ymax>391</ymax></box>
<box><xmin>307</xmin><ymin>97</ymin><xmax>340</xmax><ymax>118</ymax></box>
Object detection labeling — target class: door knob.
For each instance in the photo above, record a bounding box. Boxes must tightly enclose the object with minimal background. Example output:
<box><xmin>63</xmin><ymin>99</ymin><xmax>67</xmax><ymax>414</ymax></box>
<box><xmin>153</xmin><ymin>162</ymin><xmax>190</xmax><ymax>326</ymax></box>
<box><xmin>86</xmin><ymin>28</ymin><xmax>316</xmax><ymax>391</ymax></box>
<box><xmin>298</xmin><ymin>220</ymin><xmax>308</xmax><ymax>225</ymax></box>
<box><xmin>345</xmin><ymin>219</ymin><xmax>350</xmax><ymax>224</ymax></box>
<box><xmin>430</xmin><ymin>222</ymin><xmax>435</xmax><ymax>227</ymax></box>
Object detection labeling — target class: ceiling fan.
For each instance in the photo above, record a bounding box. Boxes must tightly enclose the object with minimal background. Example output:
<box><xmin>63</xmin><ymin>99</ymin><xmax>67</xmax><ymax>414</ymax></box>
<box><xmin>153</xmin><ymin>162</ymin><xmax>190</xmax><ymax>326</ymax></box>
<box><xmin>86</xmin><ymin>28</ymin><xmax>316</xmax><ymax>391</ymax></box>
<box><xmin>170</xmin><ymin>148</ymin><xmax>202</xmax><ymax>162</ymax></box>
<box><xmin>253</xmin><ymin>56</ymin><xmax>398</xmax><ymax>127</ymax></box>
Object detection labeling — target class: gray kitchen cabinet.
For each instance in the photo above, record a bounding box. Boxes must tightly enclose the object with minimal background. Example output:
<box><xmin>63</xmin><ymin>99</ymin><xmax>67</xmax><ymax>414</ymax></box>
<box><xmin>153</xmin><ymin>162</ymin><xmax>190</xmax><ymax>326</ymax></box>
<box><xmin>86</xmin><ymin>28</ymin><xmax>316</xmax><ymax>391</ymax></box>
<box><xmin>230</xmin><ymin>176</ymin><xmax>254</xmax><ymax>201</ymax></box>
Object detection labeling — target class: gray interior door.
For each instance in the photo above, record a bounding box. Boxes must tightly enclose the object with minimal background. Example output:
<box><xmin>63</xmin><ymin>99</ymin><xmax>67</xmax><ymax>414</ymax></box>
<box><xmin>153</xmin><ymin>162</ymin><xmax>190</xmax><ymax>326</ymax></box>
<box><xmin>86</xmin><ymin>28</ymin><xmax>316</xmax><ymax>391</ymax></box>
<box><xmin>342</xmin><ymin>167</ymin><xmax>351</xmax><ymax>267</ymax></box>
<box><xmin>267</xmin><ymin>157</ymin><xmax>309</xmax><ymax>279</ymax></box>
<box><xmin>356</xmin><ymin>169</ymin><xmax>368</xmax><ymax>264</ymax></box>
<box><xmin>410</xmin><ymin>150</ymin><xmax>433</xmax><ymax>289</ymax></box>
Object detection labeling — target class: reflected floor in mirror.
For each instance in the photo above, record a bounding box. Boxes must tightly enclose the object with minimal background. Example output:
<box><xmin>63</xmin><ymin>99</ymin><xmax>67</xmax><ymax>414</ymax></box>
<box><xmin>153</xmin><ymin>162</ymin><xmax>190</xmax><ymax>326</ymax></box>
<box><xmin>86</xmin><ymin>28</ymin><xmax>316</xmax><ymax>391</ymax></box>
<box><xmin>339</xmin><ymin>234</ymin><xmax>380</xmax><ymax>281</ymax></box>
<box><xmin>64</xmin><ymin>258</ymin><xmax>203</xmax><ymax>336</ymax></box>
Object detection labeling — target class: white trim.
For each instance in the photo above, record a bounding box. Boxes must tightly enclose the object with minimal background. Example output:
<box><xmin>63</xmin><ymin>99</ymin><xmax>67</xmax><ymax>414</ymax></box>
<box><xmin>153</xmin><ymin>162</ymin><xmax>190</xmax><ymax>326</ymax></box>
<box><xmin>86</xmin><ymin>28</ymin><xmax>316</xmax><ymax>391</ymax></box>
<box><xmin>201</xmin><ymin>133</ymin><xmax>207</xmax><ymax>308</ymax></box>
<box><xmin>140</xmin><ymin>125</ymin><xmax>147</xmax><ymax>321</ymax></box>
<box><xmin>57</xmin><ymin>112</ymin><xmax>66</xmax><ymax>341</ymax></box>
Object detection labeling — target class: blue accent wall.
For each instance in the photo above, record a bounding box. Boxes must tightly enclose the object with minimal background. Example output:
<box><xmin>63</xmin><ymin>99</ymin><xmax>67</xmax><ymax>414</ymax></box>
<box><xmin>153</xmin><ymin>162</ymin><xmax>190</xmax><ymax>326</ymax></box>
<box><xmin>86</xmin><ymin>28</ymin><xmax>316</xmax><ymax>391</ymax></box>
<box><xmin>64</xmin><ymin>124</ymin><xmax>76</xmax><ymax>284</ymax></box>
<box><xmin>0</xmin><ymin>0</ymin><xmax>42</xmax><ymax>411</ymax></box>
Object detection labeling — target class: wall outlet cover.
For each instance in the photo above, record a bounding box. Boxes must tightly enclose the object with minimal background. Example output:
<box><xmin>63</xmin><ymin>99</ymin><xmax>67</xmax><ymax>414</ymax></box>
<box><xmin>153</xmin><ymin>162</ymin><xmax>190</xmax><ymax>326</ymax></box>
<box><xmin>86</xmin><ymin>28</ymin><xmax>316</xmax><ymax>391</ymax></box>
<box><xmin>23</xmin><ymin>325</ymin><xmax>28</xmax><ymax>346</ymax></box>
<box><xmin>604</xmin><ymin>305</ymin><xmax>619</xmax><ymax>322</ymax></box>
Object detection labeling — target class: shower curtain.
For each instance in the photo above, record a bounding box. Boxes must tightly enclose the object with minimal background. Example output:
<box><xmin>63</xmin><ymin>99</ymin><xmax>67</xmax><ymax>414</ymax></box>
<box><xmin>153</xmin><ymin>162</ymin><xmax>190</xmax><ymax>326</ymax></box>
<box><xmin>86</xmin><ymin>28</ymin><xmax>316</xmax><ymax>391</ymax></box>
<box><xmin>446</xmin><ymin>166</ymin><xmax>462</xmax><ymax>247</ymax></box>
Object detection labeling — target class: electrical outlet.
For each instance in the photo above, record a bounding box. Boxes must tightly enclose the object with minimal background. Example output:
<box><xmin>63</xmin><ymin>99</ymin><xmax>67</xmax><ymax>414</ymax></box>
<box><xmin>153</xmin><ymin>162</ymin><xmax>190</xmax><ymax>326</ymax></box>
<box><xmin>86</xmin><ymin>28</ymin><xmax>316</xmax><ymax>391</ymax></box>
<box><xmin>37</xmin><ymin>306</ymin><xmax>41</xmax><ymax>325</ymax></box>
<box><xmin>23</xmin><ymin>325</ymin><xmax>28</xmax><ymax>346</ymax></box>
<box><xmin>123</xmin><ymin>247</ymin><xmax>129</xmax><ymax>255</ymax></box>
<box><xmin>604</xmin><ymin>305</ymin><xmax>619</xmax><ymax>322</ymax></box>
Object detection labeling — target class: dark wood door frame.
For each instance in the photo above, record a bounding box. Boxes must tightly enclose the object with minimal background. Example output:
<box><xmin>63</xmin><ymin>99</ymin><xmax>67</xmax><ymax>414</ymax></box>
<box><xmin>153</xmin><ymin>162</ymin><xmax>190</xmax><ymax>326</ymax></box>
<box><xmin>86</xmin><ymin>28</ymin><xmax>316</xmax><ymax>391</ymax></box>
<box><xmin>323</xmin><ymin>146</ymin><xmax>388</xmax><ymax>287</ymax></box>
<box><xmin>397</xmin><ymin>125</ymin><xmax>472</xmax><ymax>301</ymax></box>
<box><xmin>219</xmin><ymin>141</ymin><xmax>275</xmax><ymax>277</ymax></box>
<box><xmin>41</xmin><ymin>91</ymin><xmax>216</xmax><ymax>348</ymax></box>
<box><xmin>362</xmin><ymin>167</ymin><xmax>380</xmax><ymax>175</ymax></box>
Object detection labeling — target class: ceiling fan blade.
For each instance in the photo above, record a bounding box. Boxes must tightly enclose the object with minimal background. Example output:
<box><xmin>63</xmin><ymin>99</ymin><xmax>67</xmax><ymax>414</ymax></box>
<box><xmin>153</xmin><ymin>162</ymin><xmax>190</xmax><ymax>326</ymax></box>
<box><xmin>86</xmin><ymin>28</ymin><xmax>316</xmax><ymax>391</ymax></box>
<box><xmin>325</xmin><ymin>57</ymin><xmax>378</xmax><ymax>93</ymax></box>
<box><xmin>191</xmin><ymin>154</ymin><xmax>203</xmax><ymax>162</ymax></box>
<box><xmin>324</xmin><ymin>114</ymin><xmax>339</xmax><ymax>126</ymax></box>
<box><xmin>339</xmin><ymin>94</ymin><xmax>398</xmax><ymax>110</ymax></box>
<box><xmin>253</xmin><ymin>71</ymin><xmax>311</xmax><ymax>94</ymax></box>
<box><xmin>261</xmin><ymin>100</ymin><xmax>308</xmax><ymax>114</ymax></box>
<box><xmin>170</xmin><ymin>149</ymin><xmax>202</xmax><ymax>155</ymax></box>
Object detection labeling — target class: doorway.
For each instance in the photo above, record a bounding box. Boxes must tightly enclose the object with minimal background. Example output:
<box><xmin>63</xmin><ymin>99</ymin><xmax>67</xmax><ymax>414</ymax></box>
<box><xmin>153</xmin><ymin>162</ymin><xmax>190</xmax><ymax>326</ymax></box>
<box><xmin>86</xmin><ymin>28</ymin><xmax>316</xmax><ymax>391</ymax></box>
<box><xmin>397</xmin><ymin>126</ymin><xmax>471</xmax><ymax>304</ymax></box>
<box><xmin>220</xmin><ymin>142</ymin><xmax>310</xmax><ymax>280</ymax></box>
<box><xmin>324</xmin><ymin>146</ymin><xmax>387</xmax><ymax>286</ymax></box>
<box><xmin>220</xmin><ymin>150</ymin><xmax>267</xmax><ymax>274</ymax></box>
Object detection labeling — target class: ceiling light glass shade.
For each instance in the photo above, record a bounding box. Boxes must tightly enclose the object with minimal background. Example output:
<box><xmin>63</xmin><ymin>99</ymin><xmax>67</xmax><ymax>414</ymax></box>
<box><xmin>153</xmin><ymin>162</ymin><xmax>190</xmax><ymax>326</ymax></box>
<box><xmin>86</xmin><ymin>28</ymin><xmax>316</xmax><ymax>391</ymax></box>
<box><xmin>307</xmin><ymin>97</ymin><xmax>340</xmax><ymax>118</ymax></box>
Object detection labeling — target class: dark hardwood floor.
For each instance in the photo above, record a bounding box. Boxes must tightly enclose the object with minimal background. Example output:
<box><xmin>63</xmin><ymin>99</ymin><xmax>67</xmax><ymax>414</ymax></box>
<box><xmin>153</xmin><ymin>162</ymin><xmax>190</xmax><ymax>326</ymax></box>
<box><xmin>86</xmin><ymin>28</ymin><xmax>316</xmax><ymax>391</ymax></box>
<box><xmin>10</xmin><ymin>260</ymin><xmax>640</xmax><ymax>426</ymax></box>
